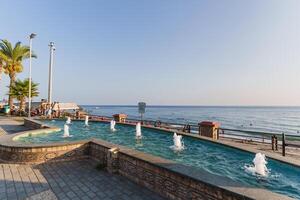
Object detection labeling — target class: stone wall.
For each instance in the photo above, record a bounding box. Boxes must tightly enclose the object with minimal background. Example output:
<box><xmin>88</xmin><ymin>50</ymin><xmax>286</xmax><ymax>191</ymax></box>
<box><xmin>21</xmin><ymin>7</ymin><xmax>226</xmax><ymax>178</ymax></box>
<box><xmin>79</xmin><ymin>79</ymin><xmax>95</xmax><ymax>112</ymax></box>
<box><xmin>88</xmin><ymin>140</ymin><xmax>289</xmax><ymax>200</ymax></box>
<box><xmin>0</xmin><ymin>142</ymin><xmax>89</xmax><ymax>163</ymax></box>
<box><xmin>117</xmin><ymin>151</ymin><xmax>242</xmax><ymax>200</ymax></box>
<box><xmin>89</xmin><ymin>140</ymin><xmax>111</xmax><ymax>165</ymax></box>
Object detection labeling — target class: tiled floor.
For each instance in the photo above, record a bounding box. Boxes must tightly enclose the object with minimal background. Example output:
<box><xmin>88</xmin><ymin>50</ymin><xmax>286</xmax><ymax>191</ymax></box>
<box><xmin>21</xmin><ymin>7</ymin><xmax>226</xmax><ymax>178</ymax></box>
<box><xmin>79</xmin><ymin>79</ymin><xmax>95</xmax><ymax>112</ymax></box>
<box><xmin>0</xmin><ymin>159</ymin><xmax>165</xmax><ymax>200</ymax></box>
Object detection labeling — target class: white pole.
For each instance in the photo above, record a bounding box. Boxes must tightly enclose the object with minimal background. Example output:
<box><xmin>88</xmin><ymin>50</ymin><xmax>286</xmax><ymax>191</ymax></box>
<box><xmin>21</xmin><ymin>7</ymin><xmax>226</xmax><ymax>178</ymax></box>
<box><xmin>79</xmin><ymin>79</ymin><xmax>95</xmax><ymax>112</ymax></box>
<box><xmin>48</xmin><ymin>42</ymin><xmax>55</xmax><ymax>105</ymax></box>
<box><xmin>28</xmin><ymin>33</ymin><xmax>36</xmax><ymax>118</ymax></box>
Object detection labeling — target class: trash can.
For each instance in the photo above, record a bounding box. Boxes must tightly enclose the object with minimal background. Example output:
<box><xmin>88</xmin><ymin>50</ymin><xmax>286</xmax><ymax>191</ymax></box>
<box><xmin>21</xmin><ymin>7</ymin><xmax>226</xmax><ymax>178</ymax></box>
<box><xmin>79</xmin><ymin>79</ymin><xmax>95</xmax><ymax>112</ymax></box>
<box><xmin>198</xmin><ymin>121</ymin><xmax>220</xmax><ymax>140</ymax></box>
<box><xmin>113</xmin><ymin>113</ymin><xmax>128</xmax><ymax>123</ymax></box>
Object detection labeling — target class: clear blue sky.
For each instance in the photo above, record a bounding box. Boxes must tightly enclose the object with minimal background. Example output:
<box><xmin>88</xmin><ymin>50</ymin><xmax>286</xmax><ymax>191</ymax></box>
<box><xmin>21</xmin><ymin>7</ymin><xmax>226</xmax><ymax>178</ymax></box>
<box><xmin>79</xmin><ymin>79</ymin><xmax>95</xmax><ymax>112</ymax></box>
<box><xmin>1</xmin><ymin>0</ymin><xmax>300</xmax><ymax>106</ymax></box>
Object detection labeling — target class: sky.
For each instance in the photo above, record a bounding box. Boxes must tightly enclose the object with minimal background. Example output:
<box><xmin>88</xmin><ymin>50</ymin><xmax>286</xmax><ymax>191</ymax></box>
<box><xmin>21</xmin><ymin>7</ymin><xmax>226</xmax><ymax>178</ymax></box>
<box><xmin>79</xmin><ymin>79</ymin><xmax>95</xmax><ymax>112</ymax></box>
<box><xmin>0</xmin><ymin>0</ymin><xmax>300</xmax><ymax>106</ymax></box>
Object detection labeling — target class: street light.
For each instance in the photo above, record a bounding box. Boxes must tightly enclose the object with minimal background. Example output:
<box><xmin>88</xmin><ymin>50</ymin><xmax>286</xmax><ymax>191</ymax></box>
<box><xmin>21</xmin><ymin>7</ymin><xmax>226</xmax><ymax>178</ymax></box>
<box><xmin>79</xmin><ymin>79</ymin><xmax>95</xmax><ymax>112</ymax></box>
<box><xmin>28</xmin><ymin>33</ymin><xmax>36</xmax><ymax>118</ymax></box>
<box><xmin>48</xmin><ymin>42</ymin><xmax>55</xmax><ymax>105</ymax></box>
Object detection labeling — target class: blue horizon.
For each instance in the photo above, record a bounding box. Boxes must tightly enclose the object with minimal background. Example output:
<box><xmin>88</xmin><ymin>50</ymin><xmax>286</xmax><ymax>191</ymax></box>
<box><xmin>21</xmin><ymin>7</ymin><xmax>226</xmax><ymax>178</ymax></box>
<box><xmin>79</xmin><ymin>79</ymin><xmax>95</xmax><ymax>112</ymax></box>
<box><xmin>81</xmin><ymin>104</ymin><xmax>300</xmax><ymax>108</ymax></box>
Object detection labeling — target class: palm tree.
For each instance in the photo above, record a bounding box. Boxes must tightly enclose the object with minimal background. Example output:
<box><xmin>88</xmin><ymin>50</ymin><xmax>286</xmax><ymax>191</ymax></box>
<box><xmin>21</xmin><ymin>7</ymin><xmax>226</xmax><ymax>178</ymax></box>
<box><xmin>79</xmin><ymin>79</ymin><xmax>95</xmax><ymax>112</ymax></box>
<box><xmin>0</xmin><ymin>39</ymin><xmax>37</xmax><ymax>109</ymax></box>
<box><xmin>8</xmin><ymin>79</ymin><xmax>39</xmax><ymax>112</ymax></box>
<box><xmin>0</xmin><ymin>58</ymin><xmax>2</xmax><ymax>81</ymax></box>
<box><xmin>0</xmin><ymin>58</ymin><xmax>3</xmax><ymax>95</ymax></box>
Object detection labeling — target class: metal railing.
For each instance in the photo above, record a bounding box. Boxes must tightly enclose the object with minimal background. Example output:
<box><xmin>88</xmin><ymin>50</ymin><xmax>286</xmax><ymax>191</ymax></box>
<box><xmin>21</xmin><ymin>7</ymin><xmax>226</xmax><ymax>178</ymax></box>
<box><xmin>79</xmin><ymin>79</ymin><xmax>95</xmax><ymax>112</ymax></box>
<box><xmin>85</xmin><ymin>114</ymin><xmax>300</xmax><ymax>156</ymax></box>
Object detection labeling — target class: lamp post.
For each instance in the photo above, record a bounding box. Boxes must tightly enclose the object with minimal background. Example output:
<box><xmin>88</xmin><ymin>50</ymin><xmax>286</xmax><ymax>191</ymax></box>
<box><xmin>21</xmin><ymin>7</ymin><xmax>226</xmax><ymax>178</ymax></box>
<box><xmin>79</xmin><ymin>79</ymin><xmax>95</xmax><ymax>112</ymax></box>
<box><xmin>48</xmin><ymin>42</ymin><xmax>55</xmax><ymax>105</ymax></box>
<box><xmin>28</xmin><ymin>33</ymin><xmax>36</xmax><ymax>118</ymax></box>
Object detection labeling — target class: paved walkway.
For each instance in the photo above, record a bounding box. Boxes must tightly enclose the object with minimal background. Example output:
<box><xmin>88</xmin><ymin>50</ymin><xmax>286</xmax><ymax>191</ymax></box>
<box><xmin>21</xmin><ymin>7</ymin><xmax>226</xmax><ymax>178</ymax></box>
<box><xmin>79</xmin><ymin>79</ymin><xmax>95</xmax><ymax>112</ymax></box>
<box><xmin>0</xmin><ymin>159</ymin><xmax>165</xmax><ymax>200</ymax></box>
<box><xmin>0</xmin><ymin>116</ymin><xmax>29</xmax><ymax>134</ymax></box>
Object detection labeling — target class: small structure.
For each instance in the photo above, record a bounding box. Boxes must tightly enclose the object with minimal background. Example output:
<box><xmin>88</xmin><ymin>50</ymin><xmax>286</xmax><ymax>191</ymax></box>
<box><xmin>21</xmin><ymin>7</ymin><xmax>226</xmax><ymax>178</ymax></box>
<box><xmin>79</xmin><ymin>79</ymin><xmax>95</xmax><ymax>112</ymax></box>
<box><xmin>52</xmin><ymin>102</ymin><xmax>80</xmax><ymax>111</ymax></box>
<box><xmin>76</xmin><ymin>111</ymin><xmax>88</xmax><ymax>119</ymax></box>
<box><xmin>198</xmin><ymin>121</ymin><xmax>220</xmax><ymax>140</ymax></box>
<box><xmin>51</xmin><ymin>102</ymin><xmax>80</xmax><ymax>118</ymax></box>
<box><xmin>113</xmin><ymin>113</ymin><xmax>128</xmax><ymax>123</ymax></box>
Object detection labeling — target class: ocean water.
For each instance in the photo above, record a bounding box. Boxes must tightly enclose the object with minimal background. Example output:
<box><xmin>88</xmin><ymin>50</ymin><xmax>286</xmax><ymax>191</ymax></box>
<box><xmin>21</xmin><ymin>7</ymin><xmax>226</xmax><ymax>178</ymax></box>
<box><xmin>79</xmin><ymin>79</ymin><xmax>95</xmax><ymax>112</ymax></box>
<box><xmin>18</xmin><ymin>120</ymin><xmax>300</xmax><ymax>199</ymax></box>
<box><xmin>82</xmin><ymin>105</ymin><xmax>300</xmax><ymax>135</ymax></box>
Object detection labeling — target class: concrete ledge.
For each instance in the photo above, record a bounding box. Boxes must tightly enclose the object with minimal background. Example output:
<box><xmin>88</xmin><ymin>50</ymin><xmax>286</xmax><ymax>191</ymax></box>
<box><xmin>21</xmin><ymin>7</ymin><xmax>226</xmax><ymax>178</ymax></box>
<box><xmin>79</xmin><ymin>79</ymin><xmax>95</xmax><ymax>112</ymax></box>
<box><xmin>12</xmin><ymin>127</ymin><xmax>61</xmax><ymax>141</ymax></box>
<box><xmin>24</xmin><ymin>118</ymin><xmax>48</xmax><ymax>129</ymax></box>
<box><xmin>0</xmin><ymin>127</ymin><xmax>6</xmax><ymax>136</ymax></box>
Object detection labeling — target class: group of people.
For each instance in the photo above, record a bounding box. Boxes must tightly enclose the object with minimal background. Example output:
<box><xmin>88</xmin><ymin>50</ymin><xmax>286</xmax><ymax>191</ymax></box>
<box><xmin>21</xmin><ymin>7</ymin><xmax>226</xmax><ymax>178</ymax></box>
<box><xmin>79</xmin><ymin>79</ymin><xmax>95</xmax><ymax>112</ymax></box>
<box><xmin>2</xmin><ymin>99</ymin><xmax>80</xmax><ymax>119</ymax></box>
<box><xmin>34</xmin><ymin>101</ymin><xmax>61</xmax><ymax>118</ymax></box>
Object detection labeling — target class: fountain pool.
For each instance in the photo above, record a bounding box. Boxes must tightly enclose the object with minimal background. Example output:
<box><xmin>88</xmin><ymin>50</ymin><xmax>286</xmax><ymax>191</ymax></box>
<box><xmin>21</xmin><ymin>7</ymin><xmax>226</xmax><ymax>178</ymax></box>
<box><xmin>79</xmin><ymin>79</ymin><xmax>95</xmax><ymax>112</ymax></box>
<box><xmin>17</xmin><ymin>120</ymin><xmax>300</xmax><ymax>199</ymax></box>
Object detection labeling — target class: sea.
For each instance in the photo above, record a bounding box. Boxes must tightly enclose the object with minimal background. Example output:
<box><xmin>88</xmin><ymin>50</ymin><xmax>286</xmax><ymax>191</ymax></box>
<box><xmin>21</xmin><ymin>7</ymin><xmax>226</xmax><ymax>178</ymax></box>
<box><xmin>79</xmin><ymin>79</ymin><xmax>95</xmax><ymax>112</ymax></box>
<box><xmin>81</xmin><ymin>105</ymin><xmax>300</xmax><ymax>135</ymax></box>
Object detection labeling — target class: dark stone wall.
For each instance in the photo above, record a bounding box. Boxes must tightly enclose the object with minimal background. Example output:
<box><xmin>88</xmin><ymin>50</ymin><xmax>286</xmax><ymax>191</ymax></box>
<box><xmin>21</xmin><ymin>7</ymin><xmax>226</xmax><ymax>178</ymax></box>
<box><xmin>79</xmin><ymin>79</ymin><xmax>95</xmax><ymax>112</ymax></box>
<box><xmin>89</xmin><ymin>141</ymin><xmax>109</xmax><ymax>165</ymax></box>
<box><xmin>0</xmin><ymin>143</ymin><xmax>89</xmax><ymax>163</ymax></box>
<box><xmin>88</xmin><ymin>141</ymin><xmax>251</xmax><ymax>200</ymax></box>
<box><xmin>117</xmin><ymin>153</ymin><xmax>244</xmax><ymax>200</ymax></box>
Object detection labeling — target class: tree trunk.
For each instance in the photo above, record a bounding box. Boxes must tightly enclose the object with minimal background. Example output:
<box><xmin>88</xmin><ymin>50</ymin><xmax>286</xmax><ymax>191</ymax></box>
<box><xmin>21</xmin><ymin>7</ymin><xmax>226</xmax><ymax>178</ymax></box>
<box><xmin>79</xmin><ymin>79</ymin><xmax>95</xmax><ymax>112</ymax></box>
<box><xmin>8</xmin><ymin>73</ymin><xmax>16</xmax><ymax>112</ymax></box>
<box><xmin>0</xmin><ymin>63</ymin><xmax>2</xmax><ymax>81</ymax></box>
<box><xmin>0</xmin><ymin>63</ymin><xmax>2</xmax><ymax>99</ymax></box>
<box><xmin>19</xmin><ymin>98</ymin><xmax>25</xmax><ymax>112</ymax></box>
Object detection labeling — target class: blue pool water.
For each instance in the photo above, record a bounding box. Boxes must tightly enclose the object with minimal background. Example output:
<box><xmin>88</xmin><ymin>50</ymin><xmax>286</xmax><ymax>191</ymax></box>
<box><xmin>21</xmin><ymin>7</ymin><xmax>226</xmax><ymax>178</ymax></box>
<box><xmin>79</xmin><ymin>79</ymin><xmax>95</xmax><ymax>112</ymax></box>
<box><xmin>18</xmin><ymin>120</ymin><xmax>300</xmax><ymax>199</ymax></box>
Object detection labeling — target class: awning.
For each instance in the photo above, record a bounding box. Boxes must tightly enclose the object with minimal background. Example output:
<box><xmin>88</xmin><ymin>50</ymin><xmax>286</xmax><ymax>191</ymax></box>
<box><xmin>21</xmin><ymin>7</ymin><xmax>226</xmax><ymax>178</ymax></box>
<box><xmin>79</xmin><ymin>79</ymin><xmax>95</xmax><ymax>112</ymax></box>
<box><xmin>52</xmin><ymin>102</ymin><xmax>80</xmax><ymax>111</ymax></box>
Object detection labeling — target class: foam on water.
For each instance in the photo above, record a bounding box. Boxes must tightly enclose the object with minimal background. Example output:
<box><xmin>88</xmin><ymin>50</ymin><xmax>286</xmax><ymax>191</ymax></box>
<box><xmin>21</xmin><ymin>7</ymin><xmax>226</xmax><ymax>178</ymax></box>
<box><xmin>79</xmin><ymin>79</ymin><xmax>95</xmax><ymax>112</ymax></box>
<box><xmin>110</xmin><ymin>120</ymin><xmax>116</xmax><ymax>131</ymax></box>
<box><xmin>85</xmin><ymin>116</ymin><xmax>89</xmax><ymax>126</ymax></box>
<box><xmin>63</xmin><ymin>124</ymin><xmax>72</xmax><ymax>138</ymax></box>
<box><xmin>170</xmin><ymin>133</ymin><xmax>185</xmax><ymax>151</ymax></box>
<box><xmin>136</xmin><ymin>122</ymin><xmax>142</xmax><ymax>139</ymax></box>
<box><xmin>245</xmin><ymin>153</ymin><xmax>268</xmax><ymax>176</ymax></box>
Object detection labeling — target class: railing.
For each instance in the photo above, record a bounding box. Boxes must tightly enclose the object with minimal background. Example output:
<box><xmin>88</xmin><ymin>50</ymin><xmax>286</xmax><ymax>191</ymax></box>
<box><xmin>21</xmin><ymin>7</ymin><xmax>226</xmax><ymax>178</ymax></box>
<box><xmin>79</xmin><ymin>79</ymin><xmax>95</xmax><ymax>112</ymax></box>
<box><xmin>85</xmin><ymin>114</ymin><xmax>300</xmax><ymax>156</ymax></box>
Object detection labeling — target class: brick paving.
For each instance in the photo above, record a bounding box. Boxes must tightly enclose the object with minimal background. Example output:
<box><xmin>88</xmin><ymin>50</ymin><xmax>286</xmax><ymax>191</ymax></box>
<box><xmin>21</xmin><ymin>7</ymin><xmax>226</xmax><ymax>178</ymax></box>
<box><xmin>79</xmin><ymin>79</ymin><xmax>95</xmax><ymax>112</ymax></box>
<box><xmin>0</xmin><ymin>159</ymin><xmax>166</xmax><ymax>200</ymax></box>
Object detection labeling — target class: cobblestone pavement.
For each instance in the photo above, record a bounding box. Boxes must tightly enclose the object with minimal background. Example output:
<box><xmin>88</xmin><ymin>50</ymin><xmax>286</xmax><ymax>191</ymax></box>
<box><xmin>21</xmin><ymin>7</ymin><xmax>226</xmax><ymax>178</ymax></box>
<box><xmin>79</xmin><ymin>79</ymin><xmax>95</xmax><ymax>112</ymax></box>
<box><xmin>0</xmin><ymin>159</ymin><xmax>166</xmax><ymax>200</ymax></box>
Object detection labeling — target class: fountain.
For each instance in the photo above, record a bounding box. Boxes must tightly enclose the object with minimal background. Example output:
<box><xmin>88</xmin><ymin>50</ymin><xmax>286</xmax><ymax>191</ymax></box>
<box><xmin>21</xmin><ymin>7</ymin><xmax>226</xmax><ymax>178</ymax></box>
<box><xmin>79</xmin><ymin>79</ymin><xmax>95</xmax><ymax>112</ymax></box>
<box><xmin>85</xmin><ymin>116</ymin><xmax>89</xmax><ymax>126</ymax></box>
<box><xmin>171</xmin><ymin>133</ymin><xmax>184</xmax><ymax>151</ymax></box>
<box><xmin>66</xmin><ymin>117</ymin><xmax>71</xmax><ymax>124</ymax></box>
<box><xmin>110</xmin><ymin>120</ymin><xmax>116</xmax><ymax>131</ymax></box>
<box><xmin>63</xmin><ymin>124</ymin><xmax>71</xmax><ymax>137</ymax></box>
<box><xmin>245</xmin><ymin>153</ymin><xmax>268</xmax><ymax>176</ymax></box>
<box><xmin>136</xmin><ymin>122</ymin><xmax>142</xmax><ymax>139</ymax></box>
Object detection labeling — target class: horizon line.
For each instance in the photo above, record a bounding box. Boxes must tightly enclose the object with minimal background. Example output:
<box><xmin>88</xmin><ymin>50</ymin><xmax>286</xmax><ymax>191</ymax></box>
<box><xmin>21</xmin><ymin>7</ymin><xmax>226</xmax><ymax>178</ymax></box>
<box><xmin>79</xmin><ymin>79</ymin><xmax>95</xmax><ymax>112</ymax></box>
<box><xmin>79</xmin><ymin>104</ymin><xmax>300</xmax><ymax>107</ymax></box>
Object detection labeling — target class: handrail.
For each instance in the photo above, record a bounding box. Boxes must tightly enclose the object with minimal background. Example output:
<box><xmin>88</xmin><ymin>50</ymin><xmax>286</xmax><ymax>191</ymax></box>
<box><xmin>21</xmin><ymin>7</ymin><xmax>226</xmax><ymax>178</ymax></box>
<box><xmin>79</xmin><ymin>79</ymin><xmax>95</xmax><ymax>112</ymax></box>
<box><xmin>219</xmin><ymin>127</ymin><xmax>300</xmax><ymax>141</ymax></box>
<box><xmin>87</xmin><ymin>114</ymin><xmax>300</xmax><ymax>142</ymax></box>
